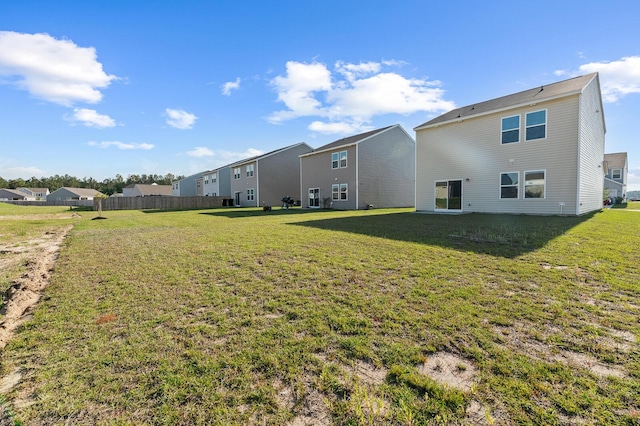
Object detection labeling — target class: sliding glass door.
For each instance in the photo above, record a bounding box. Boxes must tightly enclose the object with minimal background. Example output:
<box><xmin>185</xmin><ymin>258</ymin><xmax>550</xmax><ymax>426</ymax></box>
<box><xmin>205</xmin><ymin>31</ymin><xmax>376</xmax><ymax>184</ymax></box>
<box><xmin>435</xmin><ymin>180</ymin><xmax>462</xmax><ymax>211</ymax></box>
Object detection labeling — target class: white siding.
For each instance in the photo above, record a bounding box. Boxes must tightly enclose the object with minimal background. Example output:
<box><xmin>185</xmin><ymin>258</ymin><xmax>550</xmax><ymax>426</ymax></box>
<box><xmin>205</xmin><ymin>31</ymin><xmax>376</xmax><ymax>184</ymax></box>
<box><xmin>416</xmin><ymin>96</ymin><xmax>582</xmax><ymax>215</ymax></box>
<box><xmin>577</xmin><ymin>76</ymin><xmax>606</xmax><ymax>215</ymax></box>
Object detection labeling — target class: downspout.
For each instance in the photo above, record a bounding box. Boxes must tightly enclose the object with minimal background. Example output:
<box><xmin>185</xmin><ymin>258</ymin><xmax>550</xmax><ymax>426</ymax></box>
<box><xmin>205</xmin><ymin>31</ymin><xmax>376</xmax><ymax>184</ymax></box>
<box><xmin>355</xmin><ymin>144</ymin><xmax>359</xmax><ymax>209</ymax></box>
<box><xmin>255</xmin><ymin>160</ymin><xmax>259</xmax><ymax>207</ymax></box>
<box><xmin>575</xmin><ymin>96</ymin><xmax>582</xmax><ymax>215</ymax></box>
<box><xmin>299</xmin><ymin>156</ymin><xmax>303</xmax><ymax>208</ymax></box>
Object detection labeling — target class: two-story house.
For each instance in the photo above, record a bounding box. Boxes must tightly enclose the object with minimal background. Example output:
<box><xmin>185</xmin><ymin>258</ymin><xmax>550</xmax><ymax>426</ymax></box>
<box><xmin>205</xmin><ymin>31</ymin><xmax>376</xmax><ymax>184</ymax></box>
<box><xmin>300</xmin><ymin>125</ymin><xmax>415</xmax><ymax>210</ymax></box>
<box><xmin>201</xmin><ymin>166</ymin><xmax>232</xmax><ymax>197</ymax></box>
<box><xmin>17</xmin><ymin>187</ymin><xmax>49</xmax><ymax>200</ymax></box>
<box><xmin>230</xmin><ymin>142</ymin><xmax>313</xmax><ymax>207</ymax></box>
<box><xmin>415</xmin><ymin>73</ymin><xmax>606</xmax><ymax>216</ymax></box>
<box><xmin>603</xmin><ymin>152</ymin><xmax>628</xmax><ymax>200</ymax></box>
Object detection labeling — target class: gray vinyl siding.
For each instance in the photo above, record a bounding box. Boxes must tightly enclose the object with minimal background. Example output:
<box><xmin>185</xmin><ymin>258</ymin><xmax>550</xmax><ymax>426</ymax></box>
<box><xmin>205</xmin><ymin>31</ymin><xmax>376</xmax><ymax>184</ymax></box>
<box><xmin>416</xmin><ymin>96</ymin><xmax>582</xmax><ymax>215</ymax></box>
<box><xmin>301</xmin><ymin>146</ymin><xmax>357</xmax><ymax>210</ymax></box>
<box><xmin>257</xmin><ymin>144</ymin><xmax>312</xmax><ymax>207</ymax></box>
<box><xmin>230</xmin><ymin>161</ymin><xmax>258</xmax><ymax>207</ymax></box>
<box><xmin>577</xmin><ymin>77</ymin><xmax>606</xmax><ymax>215</ymax></box>
<box><xmin>357</xmin><ymin>126</ymin><xmax>415</xmax><ymax>209</ymax></box>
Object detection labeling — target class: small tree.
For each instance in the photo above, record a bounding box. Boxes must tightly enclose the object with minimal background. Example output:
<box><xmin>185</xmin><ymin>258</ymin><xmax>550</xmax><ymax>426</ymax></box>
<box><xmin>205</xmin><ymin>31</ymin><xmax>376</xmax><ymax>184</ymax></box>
<box><xmin>94</xmin><ymin>193</ymin><xmax>108</xmax><ymax>219</ymax></box>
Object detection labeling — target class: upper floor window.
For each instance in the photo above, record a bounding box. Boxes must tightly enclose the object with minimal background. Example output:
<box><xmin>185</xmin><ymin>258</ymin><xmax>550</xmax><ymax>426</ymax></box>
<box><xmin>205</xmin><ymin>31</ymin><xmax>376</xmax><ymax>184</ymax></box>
<box><xmin>246</xmin><ymin>164</ymin><xmax>254</xmax><ymax>177</ymax></box>
<box><xmin>500</xmin><ymin>172</ymin><xmax>519</xmax><ymax>199</ymax></box>
<box><xmin>501</xmin><ymin>115</ymin><xmax>520</xmax><ymax>144</ymax></box>
<box><xmin>525</xmin><ymin>110</ymin><xmax>546</xmax><ymax>141</ymax></box>
<box><xmin>212</xmin><ymin>173</ymin><xmax>217</xmax><ymax>183</ymax></box>
<box><xmin>204</xmin><ymin>176</ymin><xmax>209</xmax><ymax>184</ymax></box>
<box><xmin>524</xmin><ymin>170</ymin><xmax>545</xmax><ymax>198</ymax></box>
<box><xmin>611</xmin><ymin>169</ymin><xmax>622</xmax><ymax>179</ymax></box>
<box><xmin>332</xmin><ymin>150</ymin><xmax>347</xmax><ymax>169</ymax></box>
<box><xmin>233</xmin><ymin>168</ymin><xmax>241</xmax><ymax>179</ymax></box>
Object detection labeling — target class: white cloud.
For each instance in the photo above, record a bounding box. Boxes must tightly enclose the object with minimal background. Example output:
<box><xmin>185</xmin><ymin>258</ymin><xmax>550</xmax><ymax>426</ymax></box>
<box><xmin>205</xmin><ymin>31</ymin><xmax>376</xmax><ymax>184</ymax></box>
<box><xmin>165</xmin><ymin>108</ymin><xmax>197</xmax><ymax>129</ymax></box>
<box><xmin>308</xmin><ymin>121</ymin><xmax>370</xmax><ymax>135</ymax></box>
<box><xmin>88</xmin><ymin>141</ymin><xmax>154</xmax><ymax>150</ymax></box>
<box><xmin>0</xmin><ymin>165</ymin><xmax>48</xmax><ymax>179</ymax></box>
<box><xmin>65</xmin><ymin>108</ymin><xmax>116</xmax><ymax>128</ymax></box>
<box><xmin>187</xmin><ymin>147</ymin><xmax>214</xmax><ymax>157</ymax></box>
<box><xmin>553</xmin><ymin>70</ymin><xmax>567</xmax><ymax>77</ymax></box>
<box><xmin>222</xmin><ymin>78</ymin><xmax>241</xmax><ymax>95</ymax></box>
<box><xmin>0</xmin><ymin>31</ymin><xmax>117</xmax><ymax>106</ymax></box>
<box><xmin>578</xmin><ymin>56</ymin><xmax>640</xmax><ymax>102</ymax></box>
<box><xmin>268</xmin><ymin>60</ymin><xmax>455</xmax><ymax>132</ymax></box>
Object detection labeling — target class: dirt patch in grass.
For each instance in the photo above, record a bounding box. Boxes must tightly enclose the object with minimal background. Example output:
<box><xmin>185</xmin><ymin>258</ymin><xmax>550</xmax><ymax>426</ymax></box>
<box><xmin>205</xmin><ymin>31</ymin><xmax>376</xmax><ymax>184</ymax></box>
<box><xmin>0</xmin><ymin>225</ymin><xmax>72</xmax><ymax>350</ymax></box>
<box><xmin>420</xmin><ymin>352</ymin><xmax>478</xmax><ymax>392</ymax></box>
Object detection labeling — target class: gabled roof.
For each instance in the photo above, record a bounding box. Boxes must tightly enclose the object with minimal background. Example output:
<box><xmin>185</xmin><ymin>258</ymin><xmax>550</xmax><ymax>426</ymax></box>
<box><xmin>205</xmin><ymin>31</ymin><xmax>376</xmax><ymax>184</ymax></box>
<box><xmin>0</xmin><ymin>188</ymin><xmax>27</xmax><ymax>198</ymax></box>
<box><xmin>52</xmin><ymin>187</ymin><xmax>104</xmax><ymax>197</ymax></box>
<box><xmin>231</xmin><ymin>142</ymin><xmax>312</xmax><ymax>166</ymax></box>
<box><xmin>17</xmin><ymin>187</ymin><xmax>49</xmax><ymax>194</ymax></box>
<box><xmin>415</xmin><ymin>73</ymin><xmax>599</xmax><ymax>131</ymax></box>
<box><xmin>604</xmin><ymin>152</ymin><xmax>627</xmax><ymax>169</ymax></box>
<box><xmin>300</xmin><ymin>125</ymin><xmax>410</xmax><ymax>157</ymax></box>
<box><xmin>131</xmin><ymin>184</ymin><xmax>173</xmax><ymax>196</ymax></box>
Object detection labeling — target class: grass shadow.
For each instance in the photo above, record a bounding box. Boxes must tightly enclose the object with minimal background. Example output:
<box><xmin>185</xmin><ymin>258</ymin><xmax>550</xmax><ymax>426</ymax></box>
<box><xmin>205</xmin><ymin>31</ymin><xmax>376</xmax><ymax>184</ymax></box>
<box><xmin>290</xmin><ymin>211</ymin><xmax>596</xmax><ymax>258</ymax></box>
<box><xmin>200</xmin><ymin>207</ymin><xmax>328</xmax><ymax>219</ymax></box>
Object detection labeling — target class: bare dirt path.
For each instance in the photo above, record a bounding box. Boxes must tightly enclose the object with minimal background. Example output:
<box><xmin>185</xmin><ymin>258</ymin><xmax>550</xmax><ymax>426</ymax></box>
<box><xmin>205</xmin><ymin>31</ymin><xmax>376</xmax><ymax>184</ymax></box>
<box><xmin>0</xmin><ymin>224</ymin><xmax>73</xmax><ymax>350</ymax></box>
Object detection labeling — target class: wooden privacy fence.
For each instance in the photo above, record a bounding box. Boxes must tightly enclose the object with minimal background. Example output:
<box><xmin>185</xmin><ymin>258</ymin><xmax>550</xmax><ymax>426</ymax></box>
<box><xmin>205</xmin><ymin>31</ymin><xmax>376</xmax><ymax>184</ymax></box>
<box><xmin>96</xmin><ymin>196</ymin><xmax>231</xmax><ymax>211</ymax></box>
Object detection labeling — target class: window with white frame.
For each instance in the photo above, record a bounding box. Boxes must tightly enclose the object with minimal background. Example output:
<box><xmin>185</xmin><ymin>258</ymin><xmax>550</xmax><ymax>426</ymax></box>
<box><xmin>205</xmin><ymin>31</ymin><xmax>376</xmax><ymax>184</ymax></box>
<box><xmin>525</xmin><ymin>110</ymin><xmax>546</xmax><ymax>141</ymax></box>
<box><xmin>233</xmin><ymin>168</ymin><xmax>241</xmax><ymax>179</ymax></box>
<box><xmin>501</xmin><ymin>115</ymin><xmax>520</xmax><ymax>144</ymax></box>
<box><xmin>212</xmin><ymin>172</ymin><xmax>217</xmax><ymax>183</ymax></box>
<box><xmin>524</xmin><ymin>170</ymin><xmax>545</xmax><ymax>198</ymax></box>
<box><xmin>332</xmin><ymin>184</ymin><xmax>339</xmax><ymax>200</ymax></box>
<box><xmin>331</xmin><ymin>150</ymin><xmax>347</xmax><ymax>169</ymax></box>
<box><xmin>204</xmin><ymin>175</ymin><xmax>209</xmax><ymax>184</ymax></box>
<box><xmin>611</xmin><ymin>169</ymin><xmax>622</xmax><ymax>179</ymax></box>
<box><xmin>340</xmin><ymin>183</ymin><xmax>348</xmax><ymax>200</ymax></box>
<box><xmin>500</xmin><ymin>172</ymin><xmax>519</xmax><ymax>199</ymax></box>
<box><xmin>247</xmin><ymin>188</ymin><xmax>254</xmax><ymax>201</ymax></box>
<box><xmin>246</xmin><ymin>164</ymin><xmax>254</xmax><ymax>177</ymax></box>
<box><xmin>339</xmin><ymin>150</ymin><xmax>347</xmax><ymax>168</ymax></box>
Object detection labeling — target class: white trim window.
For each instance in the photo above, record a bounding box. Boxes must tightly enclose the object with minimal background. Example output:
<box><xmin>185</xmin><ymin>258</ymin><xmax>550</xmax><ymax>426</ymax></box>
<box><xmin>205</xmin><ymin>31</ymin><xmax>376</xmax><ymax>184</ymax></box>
<box><xmin>501</xmin><ymin>115</ymin><xmax>520</xmax><ymax>144</ymax></box>
<box><xmin>500</xmin><ymin>172</ymin><xmax>519</xmax><ymax>199</ymax></box>
<box><xmin>611</xmin><ymin>169</ymin><xmax>622</xmax><ymax>179</ymax></box>
<box><xmin>339</xmin><ymin>150</ymin><xmax>347</xmax><ymax>168</ymax></box>
<box><xmin>233</xmin><ymin>168</ymin><xmax>241</xmax><ymax>179</ymax></box>
<box><xmin>212</xmin><ymin>172</ymin><xmax>217</xmax><ymax>183</ymax></box>
<box><xmin>525</xmin><ymin>110</ymin><xmax>546</xmax><ymax>141</ymax></box>
<box><xmin>332</xmin><ymin>184</ymin><xmax>339</xmax><ymax>200</ymax></box>
<box><xmin>246</xmin><ymin>164</ymin><xmax>254</xmax><ymax>177</ymax></box>
<box><xmin>204</xmin><ymin>175</ymin><xmax>209</xmax><ymax>184</ymax></box>
<box><xmin>331</xmin><ymin>150</ymin><xmax>348</xmax><ymax>169</ymax></box>
<box><xmin>340</xmin><ymin>184</ymin><xmax>348</xmax><ymax>200</ymax></box>
<box><xmin>524</xmin><ymin>170</ymin><xmax>546</xmax><ymax>198</ymax></box>
<box><xmin>247</xmin><ymin>188</ymin><xmax>254</xmax><ymax>201</ymax></box>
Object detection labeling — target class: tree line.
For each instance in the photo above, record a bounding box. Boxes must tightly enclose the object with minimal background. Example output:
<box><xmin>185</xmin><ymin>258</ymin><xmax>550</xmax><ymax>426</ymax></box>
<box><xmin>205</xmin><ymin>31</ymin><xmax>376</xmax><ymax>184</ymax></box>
<box><xmin>0</xmin><ymin>173</ymin><xmax>184</xmax><ymax>196</ymax></box>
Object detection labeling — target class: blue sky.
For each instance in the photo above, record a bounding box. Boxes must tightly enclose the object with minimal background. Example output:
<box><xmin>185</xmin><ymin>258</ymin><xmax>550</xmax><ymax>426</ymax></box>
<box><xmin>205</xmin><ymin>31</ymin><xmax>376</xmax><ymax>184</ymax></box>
<box><xmin>1</xmin><ymin>1</ymin><xmax>639</xmax><ymax>190</ymax></box>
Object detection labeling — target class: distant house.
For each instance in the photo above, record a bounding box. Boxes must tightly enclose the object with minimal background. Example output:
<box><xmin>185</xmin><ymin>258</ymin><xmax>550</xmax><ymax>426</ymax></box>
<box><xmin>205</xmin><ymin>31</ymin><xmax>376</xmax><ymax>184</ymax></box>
<box><xmin>123</xmin><ymin>183</ymin><xmax>173</xmax><ymax>197</ymax></box>
<box><xmin>603</xmin><ymin>152</ymin><xmax>628</xmax><ymax>200</ymax></box>
<box><xmin>16</xmin><ymin>187</ymin><xmax>49</xmax><ymax>200</ymax></box>
<box><xmin>201</xmin><ymin>166</ymin><xmax>232</xmax><ymax>197</ymax></box>
<box><xmin>415</xmin><ymin>73</ymin><xmax>606</xmax><ymax>216</ymax></box>
<box><xmin>230</xmin><ymin>142</ymin><xmax>313</xmax><ymax>207</ymax></box>
<box><xmin>0</xmin><ymin>188</ymin><xmax>28</xmax><ymax>201</ymax></box>
<box><xmin>172</xmin><ymin>172</ymin><xmax>206</xmax><ymax>196</ymax></box>
<box><xmin>47</xmin><ymin>187</ymin><xmax>104</xmax><ymax>202</ymax></box>
<box><xmin>300</xmin><ymin>125</ymin><xmax>415</xmax><ymax>210</ymax></box>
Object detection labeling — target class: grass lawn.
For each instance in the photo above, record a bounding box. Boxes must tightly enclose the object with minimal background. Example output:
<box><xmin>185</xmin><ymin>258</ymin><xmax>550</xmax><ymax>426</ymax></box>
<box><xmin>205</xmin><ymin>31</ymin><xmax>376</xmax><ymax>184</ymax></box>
<box><xmin>0</xmin><ymin>204</ymin><xmax>639</xmax><ymax>425</ymax></box>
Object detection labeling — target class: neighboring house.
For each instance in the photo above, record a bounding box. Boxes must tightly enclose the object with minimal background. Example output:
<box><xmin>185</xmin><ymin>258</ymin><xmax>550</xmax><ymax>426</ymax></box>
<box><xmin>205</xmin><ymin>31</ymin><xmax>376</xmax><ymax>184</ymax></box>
<box><xmin>415</xmin><ymin>73</ymin><xmax>606</xmax><ymax>216</ymax></box>
<box><xmin>172</xmin><ymin>172</ymin><xmax>206</xmax><ymax>196</ymax></box>
<box><xmin>603</xmin><ymin>152</ymin><xmax>628</xmax><ymax>199</ymax></box>
<box><xmin>123</xmin><ymin>183</ymin><xmax>173</xmax><ymax>197</ymax></box>
<box><xmin>201</xmin><ymin>166</ymin><xmax>232</xmax><ymax>197</ymax></box>
<box><xmin>0</xmin><ymin>188</ymin><xmax>28</xmax><ymax>201</ymax></box>
<box><xmin>47</xmin><ymin>187</ymin><xmax>104</xmax><ymax>202</ymax></box>
<box><xmin>17</xmin><ymin>187</ymin><xmax>50</xmax><ymax>200</ymax></box>
<box><xmin>230</xmin><ymin>142</ymin><xmax>313</xmax><ymax>207</ymax></box>
<box><xmin>300</xmin><ymin>125</ymin><xmax>415</xmax><ymax>210</ymax></box>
